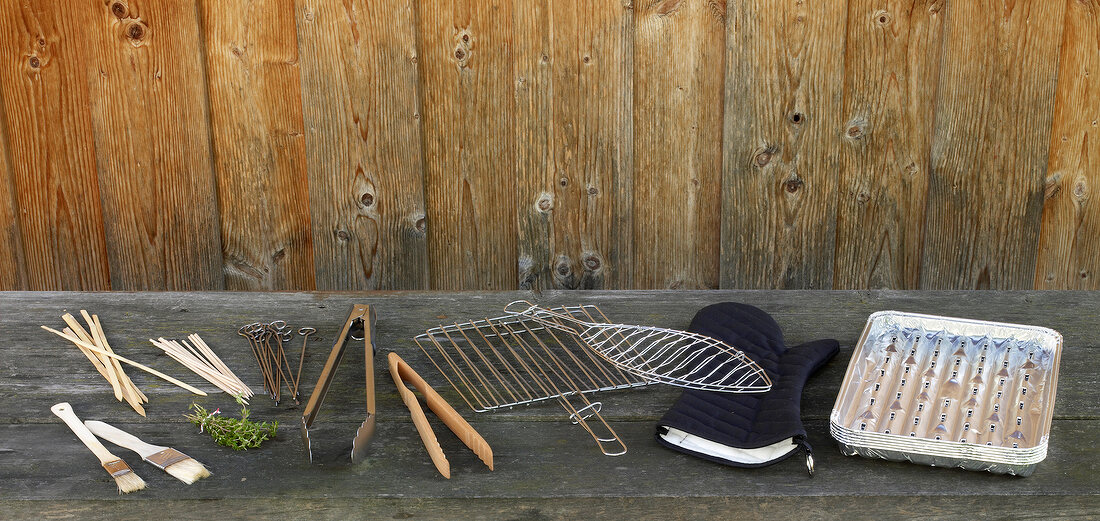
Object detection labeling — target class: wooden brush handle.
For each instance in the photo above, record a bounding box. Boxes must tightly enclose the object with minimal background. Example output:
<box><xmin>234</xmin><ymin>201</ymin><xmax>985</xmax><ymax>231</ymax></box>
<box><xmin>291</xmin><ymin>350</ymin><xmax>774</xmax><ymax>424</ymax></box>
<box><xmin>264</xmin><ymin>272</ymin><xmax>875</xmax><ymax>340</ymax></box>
<box><xmin>84</xmin><ymin>420</ymin><xmax>163</xmax><ymax>459</ymax></box>
<box><xmin>51</xmin><ymin>403</ymin><xmax>118</xmax><ymax>464</ymax></box>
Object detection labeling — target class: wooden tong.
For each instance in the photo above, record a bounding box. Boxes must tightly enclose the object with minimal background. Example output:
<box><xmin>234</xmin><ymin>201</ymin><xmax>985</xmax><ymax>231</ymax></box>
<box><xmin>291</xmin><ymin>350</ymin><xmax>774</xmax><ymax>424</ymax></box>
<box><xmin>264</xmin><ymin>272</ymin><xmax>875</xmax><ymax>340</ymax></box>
<box><xmin>388</xmin><ymin>352</ymin><xmax>493</xmax><ymax>478</ymax></box>
<box><xmin>300</xmin><ymin>304</ymin><xmax>377</xmax><ymax>463</ymax></box>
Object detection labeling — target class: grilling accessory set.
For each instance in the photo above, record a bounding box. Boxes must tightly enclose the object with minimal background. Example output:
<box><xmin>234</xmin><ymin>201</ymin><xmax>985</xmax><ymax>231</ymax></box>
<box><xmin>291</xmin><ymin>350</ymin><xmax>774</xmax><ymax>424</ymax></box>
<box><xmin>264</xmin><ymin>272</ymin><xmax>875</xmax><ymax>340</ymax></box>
<box><xmin>43</xmin><ymin>300</ymin><xmax>1063</xmax><ymax>493</ymax></box>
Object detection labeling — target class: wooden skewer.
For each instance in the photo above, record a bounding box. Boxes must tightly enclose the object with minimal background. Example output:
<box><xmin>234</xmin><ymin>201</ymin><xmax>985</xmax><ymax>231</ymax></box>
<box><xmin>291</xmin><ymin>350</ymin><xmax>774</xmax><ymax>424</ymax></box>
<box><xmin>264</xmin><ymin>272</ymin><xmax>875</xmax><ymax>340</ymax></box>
<box><xmin>64</xmin><ymin>314</ymin><xmax>124</xmax><ymax>400</ymax></box>
<box><xmin>190</xmin><ymin>334</ymin><xmax>250</xmax><ymax>394</ymax></box>
<box><xmin>43</xmin><ymin>326</ymin><xmax>207</xmax><ymax>396</ymax></box>
<box><xmin>91</xmin><ymin>314</ymin><xmax>148</xmax><ymax>403</ymax></box>
<box><xmin>151</xmin><ymin>337</ymin><xmax>252</xmax><ymax>399</ymax></box>
<box><xmin>87</xmin><ymin>313</ymin><xmax>146</xmax><ymax>414</ymax></box>
<box><xmin>156</xmin><ymin>340</ymin><xmax>247</xmax><ymax>395</ymax></box>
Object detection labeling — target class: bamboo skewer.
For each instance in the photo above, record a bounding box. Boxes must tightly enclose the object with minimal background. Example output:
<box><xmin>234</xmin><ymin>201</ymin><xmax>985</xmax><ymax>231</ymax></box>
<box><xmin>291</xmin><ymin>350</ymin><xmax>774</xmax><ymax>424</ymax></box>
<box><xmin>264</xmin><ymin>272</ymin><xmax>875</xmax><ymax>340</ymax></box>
<box><xmin>150</xmin><ymin>336</ymin><xmax>253</xmax><ymax>400</ymax></box>
<box><xmin>42</xmin><ymin>326</ymin><xmax>207</xmax><ymax>396</ymax></box>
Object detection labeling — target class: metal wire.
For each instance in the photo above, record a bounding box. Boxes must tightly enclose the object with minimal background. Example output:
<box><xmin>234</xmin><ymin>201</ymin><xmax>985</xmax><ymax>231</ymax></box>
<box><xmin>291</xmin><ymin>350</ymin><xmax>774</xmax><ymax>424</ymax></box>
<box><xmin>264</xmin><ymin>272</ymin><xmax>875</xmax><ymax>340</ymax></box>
<box><xmin>414</xmin><ymin>304</ymin><xmax>648</xmax><ymax>456</ymax></box>
<box><xmin>503</xmin><ymin>301</ymin><xmax>773</xmax><ymax>393</ymax></box>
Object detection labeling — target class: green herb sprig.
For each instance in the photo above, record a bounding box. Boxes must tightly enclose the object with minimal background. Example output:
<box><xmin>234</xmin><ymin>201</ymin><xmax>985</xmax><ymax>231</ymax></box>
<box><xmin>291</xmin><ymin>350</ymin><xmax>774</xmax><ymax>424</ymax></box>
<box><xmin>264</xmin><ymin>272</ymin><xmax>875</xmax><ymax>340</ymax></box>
<box><xmin>185</xmin><ymin>396</ymin><xmax>277</xmax><ymax>450</ymax></box>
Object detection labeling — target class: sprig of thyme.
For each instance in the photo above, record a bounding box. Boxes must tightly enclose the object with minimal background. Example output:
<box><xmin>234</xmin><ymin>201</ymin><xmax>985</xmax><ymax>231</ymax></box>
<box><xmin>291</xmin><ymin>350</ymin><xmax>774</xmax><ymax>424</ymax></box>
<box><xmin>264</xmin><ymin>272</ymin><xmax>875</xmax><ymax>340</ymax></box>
<box><xmin>185</xmin><ymin>396</ymin><xmax>277</xmax><ymax>450</ymax></box>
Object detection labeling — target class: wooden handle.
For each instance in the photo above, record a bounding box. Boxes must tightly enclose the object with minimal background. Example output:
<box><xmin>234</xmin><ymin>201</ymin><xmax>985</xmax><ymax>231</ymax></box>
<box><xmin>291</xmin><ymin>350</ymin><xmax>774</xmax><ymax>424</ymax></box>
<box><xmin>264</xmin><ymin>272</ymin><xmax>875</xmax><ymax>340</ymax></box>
<box><xmin>51</xmin><ymin>403</ymin><xmax>119</xmax><ymax>464</ymax></box>
<box><xmin>388</xmin><ymin>352</ymin><xmax>450</xmax><ymax>478</ymax></box>
<box><xmin>84</xmin><ymin>420</ymin><xmax>163</xmax><ymax>460</ymax></box>
<box><xmin>388</xmin><ymin>352</ymin><xmax>493</xmax><ymax>471</ymax></box>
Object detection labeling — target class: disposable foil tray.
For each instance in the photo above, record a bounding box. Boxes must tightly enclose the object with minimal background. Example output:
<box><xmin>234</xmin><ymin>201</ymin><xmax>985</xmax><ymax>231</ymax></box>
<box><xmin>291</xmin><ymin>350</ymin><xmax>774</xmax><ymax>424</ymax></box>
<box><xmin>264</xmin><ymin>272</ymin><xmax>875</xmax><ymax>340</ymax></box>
<box><xmin>830</xmin><ymin>311</ymin><xmax>1062</xmax><ymax>476</ymax></box>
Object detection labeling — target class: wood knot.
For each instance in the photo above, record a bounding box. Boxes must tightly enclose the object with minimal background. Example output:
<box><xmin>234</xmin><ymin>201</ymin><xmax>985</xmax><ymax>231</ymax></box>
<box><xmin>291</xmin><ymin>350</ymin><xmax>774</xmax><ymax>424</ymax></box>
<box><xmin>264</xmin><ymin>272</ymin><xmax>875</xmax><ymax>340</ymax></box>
<box><xmin>271</xmin><ymin>248</ymin><xmax>286</xmax><ymax>263</ymax></box>
<box><xmin>784</xmin><ymin>176</ymin><xmax>804</xmax><ymax>193</ymax></box>
<box><xmin>126</xmin><ymin>21</ymin><xmax>148</xmax><ymax>45</ymax></box>
<box><xmin>928</xmin><ymin>1</ymin><xmax>942</xmax><ymax>14</ymax></box>
<box><xmin>360</xmin><ymin>192</ymin><xmax>375</xmax><ymax>207</ymax></box>
<box><xmin>1072</xmin><ymin>176</ymin><xmax>1088</xmax><ymax>200</ymax></box>
<box><xmin>414</xmin><ymin>216</ymin><xmax>427</xmax><ymax>234</ymax></box>
<box><xmin>28</xmin><ymin>55</ymin><xmax>40</xmax><ymax>69</ymax></box>
<box><xmin>655</xmin><ymin>0</ymin><xmax>683</xmax><ymax>17</ymax></box>
<box><xmin>541</xmin><ymin>54</ymin><xmax>549</xmax><ymax>64</ymax></box>
<box><xmin>856</xmin><ymin>191</ymin><xmax>871</xmax><ymax>203</ymax></box>
<box><xmin>583</xmin><ymin>55</ymin><xmax>591</xmax><ymax>64</ymax></box>
<box><xmin>559</xmin><ymin>177</ymin><xmax>568</xmax><ymax>187</ymax></box>
<box><xmin>536</xmin><ymin>193</ymin><xmax>553</xmax><ymax>213</ymax></box>
<box><xmin>1081</xmin><ymin>269</ymin><xmax>1090</xmax><ymax>280</ymax></box>
<box><xmin>583</xmin><ymin>254</ymin><xmax>602</xmax><ymax>271</ymax></box>
<box><xmin>789</xmin><ymin>112</ymin><xmax>804</xmax><ymax>125</ymax></box>
<box><xmin>454</xmin><ymin>30</ymin><xmax>472</xmax><ymax>67</ymax></box>
<box><xmin>846</xmin><ymin>123</ymin><xmax>865</xmax><ymax>139</ymax></box>
<box><xmin>556</xmin><ymin>261</ymin><xmax>571</xmax><ymax>276</ymax></box>
<box><xmin>873</xmin><ymin>10</ymin><xmax>892</xmax><ymax>26</ymax></box>
<box><xmin>587</xmin><ymin>186</ymin><xmax>599</xmax><ymax>196</ymax></box>
<box><xmin>334</xmin><ymin>229</ymin><xmax>350</xmax><ymax>241</ymax></box>
<box><xmin>754</xmin><ymin>150</ymin><xmax>772</xmax><ymax>167</ymax></box>
<box><xmin>110</xmin><ymin>1</ymin><xmax>127</xmax><ymax>18</ymax></box>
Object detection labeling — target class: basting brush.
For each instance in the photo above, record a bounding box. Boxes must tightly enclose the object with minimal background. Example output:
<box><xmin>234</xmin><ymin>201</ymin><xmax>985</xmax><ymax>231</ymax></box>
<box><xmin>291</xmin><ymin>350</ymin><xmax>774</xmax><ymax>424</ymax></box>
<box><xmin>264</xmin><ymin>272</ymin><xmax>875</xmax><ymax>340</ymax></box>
<box><xmin>85</xmin><ymin>420</ymin><xmax>211</xmax><ymax>484</ymax></box>
<box><xmin>51</xmin><ymin>403</ymin><xmax>146</xmax><ymax>494</ymax></box>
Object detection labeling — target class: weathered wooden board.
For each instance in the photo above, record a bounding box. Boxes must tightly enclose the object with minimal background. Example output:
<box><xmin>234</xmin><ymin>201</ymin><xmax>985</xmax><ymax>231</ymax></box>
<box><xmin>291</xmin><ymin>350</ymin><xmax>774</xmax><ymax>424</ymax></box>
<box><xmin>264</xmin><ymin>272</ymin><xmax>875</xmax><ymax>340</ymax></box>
<box><xmin>2</xmin><ymin>496</ymin><xmax>1098</xmax><ymax>521</ymax></box>
<box><xmin>633</xmin><ymin>0</ymin><xmax>724</xmax><ymax>290</ymax></box>
<box><xmin>2</xmin><ymin>419</ymin><xmax>1098</xmax><ymax>500</ymax></box>
<box><xmin>721</xmin><ymin>0</ymin><xmax>848</xmax><ymax>289</ymax></box>
<box><xmin>0</xmin><ymin>2</ymin><xmax>111</xmax><ymax>290</ymax></box>
<box><xmin>81</xmin><ymin>0</ymin><xmax>224</xmax><ymax>290</ymax></box>
<box><xmin>921</xmin><ymin>0</ymin><xmax>1066</xmax><ymax>289</ymax></box>
<box><xmin>419</xmin><ymin>0</ymin><xmax>517</xmax><ymax>290</ymax></box>
<box><xmin>203</xmin><ymin>0</ymin><xmax>315</xmax><ymax>291</ymax></box>
<box><xmin>1036</xmin><ymin>0</ymin><xmax>1100</xmax><ymax>290</ymax></box>
<box><xmin>8</xmin><ymin>290</ymin><xmax>1097</xmax><ymax>424</ymax></box>
<box><xmin>3</xmin><ymin>291</ymin><xmax>1097</xmax><ymax>517</ymax></box>
<box><xmin>833</xmin><ymin>0</ymin><xmax>942</xmax><ymax>289</ymax></box>
<box><xmin>295</xmin><ymin>0</ymin><xmax>428</xmax><ymax>290</ymax></box>
<box><xmin>515</xmin><ymin>1</ymin><xmax>631</xmax><ymax>291</ymax></box>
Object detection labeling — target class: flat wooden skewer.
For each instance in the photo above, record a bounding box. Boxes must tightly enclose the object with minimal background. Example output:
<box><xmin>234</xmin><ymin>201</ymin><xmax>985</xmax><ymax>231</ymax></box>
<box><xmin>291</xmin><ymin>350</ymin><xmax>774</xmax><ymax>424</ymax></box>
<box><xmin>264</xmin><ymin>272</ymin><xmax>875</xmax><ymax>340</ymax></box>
<box><xmin>42</xmin><ymin>326</ymin><xmax>207</xmax><ymax>396</ymax></box>
<box><xmin>92</xmin><ymin>313</ymin><xmax>148</xmax><ymax>403</ymax></box>
<box><xmin>63</xmin><ymin>314</ymin><xmax>123</xmax><ymax>400</ymax></box>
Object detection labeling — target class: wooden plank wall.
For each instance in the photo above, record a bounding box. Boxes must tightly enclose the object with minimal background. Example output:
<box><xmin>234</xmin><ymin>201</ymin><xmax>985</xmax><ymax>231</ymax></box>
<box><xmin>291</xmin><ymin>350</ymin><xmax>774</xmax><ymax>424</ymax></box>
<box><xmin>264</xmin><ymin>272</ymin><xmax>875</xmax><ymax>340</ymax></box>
<box><xmin>0</xmin><ymin>0</ymin><xmax>1094</xmax><ymax>291</ymax></box>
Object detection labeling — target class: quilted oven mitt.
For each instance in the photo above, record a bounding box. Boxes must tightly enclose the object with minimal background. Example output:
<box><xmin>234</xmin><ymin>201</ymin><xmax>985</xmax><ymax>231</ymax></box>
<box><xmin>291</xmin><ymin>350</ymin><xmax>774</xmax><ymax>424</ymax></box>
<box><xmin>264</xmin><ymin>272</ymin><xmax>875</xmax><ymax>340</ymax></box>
<box><xmin>655</xmin><ymin>302</ymin><xmax>838</xmax><ymax>476</ymax></box>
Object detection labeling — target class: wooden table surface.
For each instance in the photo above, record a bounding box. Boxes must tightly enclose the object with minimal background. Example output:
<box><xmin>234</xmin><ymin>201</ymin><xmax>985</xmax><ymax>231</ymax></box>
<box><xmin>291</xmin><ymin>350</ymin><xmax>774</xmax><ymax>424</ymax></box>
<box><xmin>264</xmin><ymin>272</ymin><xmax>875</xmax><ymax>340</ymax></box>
<box><xmin>2</xmin><ymin>291</ymin><xmax>1097</xmax><ymax>520</ymax></box>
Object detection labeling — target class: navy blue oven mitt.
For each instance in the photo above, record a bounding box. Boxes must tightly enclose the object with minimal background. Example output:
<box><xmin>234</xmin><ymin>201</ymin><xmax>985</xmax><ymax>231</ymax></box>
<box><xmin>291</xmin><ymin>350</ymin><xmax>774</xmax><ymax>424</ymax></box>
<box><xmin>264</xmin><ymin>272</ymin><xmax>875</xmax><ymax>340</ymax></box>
<box><xmin>655</xmin><ymin>302</ymin><xmax>838</xmax><ymax>476</ymax></box>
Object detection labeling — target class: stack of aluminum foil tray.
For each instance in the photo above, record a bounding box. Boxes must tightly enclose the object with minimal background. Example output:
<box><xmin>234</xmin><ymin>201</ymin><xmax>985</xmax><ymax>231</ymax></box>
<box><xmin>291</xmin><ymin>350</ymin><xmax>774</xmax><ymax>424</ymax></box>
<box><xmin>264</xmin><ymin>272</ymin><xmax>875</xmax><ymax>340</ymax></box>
<box><xmin>831</xmin><ymin>311</ymin><xmax>1062</xmax><ymax>476</ymax></box>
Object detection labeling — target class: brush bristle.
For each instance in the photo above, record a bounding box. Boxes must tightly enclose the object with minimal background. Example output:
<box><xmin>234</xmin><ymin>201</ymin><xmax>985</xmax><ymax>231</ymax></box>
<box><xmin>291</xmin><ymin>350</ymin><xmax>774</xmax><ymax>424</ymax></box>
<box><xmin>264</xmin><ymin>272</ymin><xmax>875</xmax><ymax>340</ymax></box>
<box><xmin>114</xmin><ymin>470</ymin><xmax>147</xmax><ymax>494</ymax></box>
<box><xmin>164</xmin><ymin>458</ymin><xmax>211</xmax><ymax>484</ymax></box>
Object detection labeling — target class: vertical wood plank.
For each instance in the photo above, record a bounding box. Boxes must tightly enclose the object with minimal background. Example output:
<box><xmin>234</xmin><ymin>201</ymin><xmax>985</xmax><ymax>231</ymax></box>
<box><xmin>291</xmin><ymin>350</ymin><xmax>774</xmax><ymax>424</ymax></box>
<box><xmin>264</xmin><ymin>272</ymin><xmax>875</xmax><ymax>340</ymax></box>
<box><xmin>921</xmin><ymin>0</ymin><xmax>1065</xmax><ymax>289</ymax></box>
<box><xmin>202</xmin><ymin>0</ymin><xmax>315</xmax><ymax>290</ymax></box>
<box><xmin>633</xmin><ymin>0</ymin><xmax>724</xmax><ymax>289</ymax></box>
<box><xmin>514</xmin><ymin>1</ymin><xmax>631</xmax><ymax>290</ymax></box>
<box><xmin>82</xmin><ymin>0</ymin><xmax>225</xmax><ymax>290</ymax></box>
<box><xmin>0</xmin><ymin>2</ymin><xmax>112</xmax><ymax>290</ymax></box>
<box><xmin>295</xmin><ymin>0</ymin><xmax>428</xmax><ymax>290</ymax></box>
<box><xmin>721</xmin><ymin>0</ymin><xmax>848</xmax><ymax>289</ymax></box>
<box><xmin>1036</xmin><ymin>0</ymin><xmax>1100</xmax><ymax>290</ymax></box>
<box><xmin>513</xmin><ymin>0</ymin><xmax>553</xmax><ymax>290</ymax></box>
<box><xmin>419</xmin><ymin>0</ymin><xmax>516</xmax><ymax>290</ymax></box>
<box><xmin>833</xmin><ymin>0</ymin><xmax>943</xmax><ymax>289</ymax></box>
<box><xmin>0</xmin><ymin>94</ymin><xmax>27</xmax><ymax>289</ymax></box>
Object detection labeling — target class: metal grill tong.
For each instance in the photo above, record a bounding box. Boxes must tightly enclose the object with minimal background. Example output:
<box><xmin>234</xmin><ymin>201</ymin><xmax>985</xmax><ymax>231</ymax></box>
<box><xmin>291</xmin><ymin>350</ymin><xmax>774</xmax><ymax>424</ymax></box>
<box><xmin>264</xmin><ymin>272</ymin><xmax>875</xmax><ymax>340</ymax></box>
<box><xmin>300</xmin><ymin>304</ymin><xmax>377</xmax><ymax>463</ymax></box>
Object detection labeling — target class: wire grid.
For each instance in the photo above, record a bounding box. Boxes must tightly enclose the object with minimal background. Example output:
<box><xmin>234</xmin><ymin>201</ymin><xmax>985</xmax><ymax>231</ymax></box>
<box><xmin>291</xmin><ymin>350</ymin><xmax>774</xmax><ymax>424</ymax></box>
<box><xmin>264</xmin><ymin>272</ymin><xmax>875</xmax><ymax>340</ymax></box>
<box><xmin>414</xmin><ymin>304</ymin><xmax>652</xmax><ymax>413</ymax></box>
